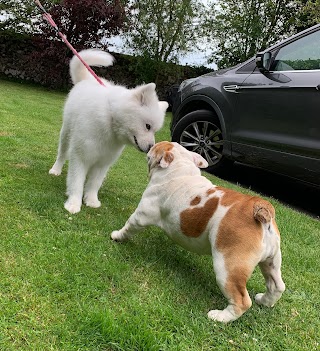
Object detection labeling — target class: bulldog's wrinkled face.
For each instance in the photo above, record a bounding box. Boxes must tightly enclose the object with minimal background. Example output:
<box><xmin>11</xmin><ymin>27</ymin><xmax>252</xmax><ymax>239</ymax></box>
<box><xmin>147</xmin><ymin>141</ymin><xmax>208</xmax><ymax>171</ymax></box>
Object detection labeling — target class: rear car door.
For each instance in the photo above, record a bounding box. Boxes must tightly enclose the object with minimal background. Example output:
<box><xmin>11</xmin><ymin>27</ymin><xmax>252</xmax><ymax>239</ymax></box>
<box><xmin>231</xmin><ymin>28</ymin><xmax>320</xmax><ymax>186</ymax></box>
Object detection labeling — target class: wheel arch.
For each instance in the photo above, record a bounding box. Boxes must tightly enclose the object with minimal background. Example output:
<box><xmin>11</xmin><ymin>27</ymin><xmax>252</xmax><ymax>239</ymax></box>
<box><xmin>172</xmin><ymin>94</ymin><xmax>231</xmax><ymax>156</ymax></box>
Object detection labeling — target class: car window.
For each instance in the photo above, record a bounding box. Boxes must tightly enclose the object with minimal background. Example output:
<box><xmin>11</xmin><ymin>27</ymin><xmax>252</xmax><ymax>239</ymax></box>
<box><xmin>272</xmin><ymin>30</ymin><xmax>320</xmax><ymax>71</ymax></box>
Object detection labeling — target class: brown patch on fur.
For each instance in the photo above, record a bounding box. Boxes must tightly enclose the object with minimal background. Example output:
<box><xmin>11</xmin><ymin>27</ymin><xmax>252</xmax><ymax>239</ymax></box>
<box><xmin>190</xmin><ymin>196</ymin><xmax>201</xmax><ymax>206</ymax></box>
<box><xmin>216</xmin><ymin>186</ymin><xmax>246</xmax><ymax>206</ymax></box>
<box><xmin>163</xmin><ymin>151</ymin><xmax>174</xmax><ymax>165</ymax></box>
<box><xmin>216</xmin><ymin>190</ymin><xmax>266</xmax><ymax>253</ymax></box>
<box><xmin>206</xmin><ymin>188</ymin><xmax>216</xmax><ymax>196</ymax></box>
<box><xmin>216</xmin><ymin>200</ymin><xmax>263</xmax><ymax>255</ymax></box>
<box><xmin>180</xmin><ymin>197</ymin><xmax>219</xmax><ymax>237</ymax></box>
<box><xmin>217</xmin><ymin>187</ymin><xmax>275</xmax><ymax>223</ymax></box>
<box><xmin>149</xmin><ymin>141</ymin><xmax>174</xmax><ymax>171</ymax></box>
<box><xmin>151</xmin><ymin>141</ymin><xmax>173</xmax><ymax>158</ymax></box>
<box><xmin>224</xmin><ymin>267</ymin><xmax>253</xmax><ymax>316</ymax></box>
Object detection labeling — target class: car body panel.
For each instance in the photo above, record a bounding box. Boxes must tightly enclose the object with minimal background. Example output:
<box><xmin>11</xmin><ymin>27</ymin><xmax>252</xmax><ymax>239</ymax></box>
<box><xmin>171</xmin><ymin>24</ymin><xmax>320</xmax><ymax>187</ymax></box>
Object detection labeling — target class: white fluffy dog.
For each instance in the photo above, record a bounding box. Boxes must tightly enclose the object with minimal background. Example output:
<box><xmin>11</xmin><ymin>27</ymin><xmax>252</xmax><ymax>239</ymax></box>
<box><xmin>49</xmin><ymin>49</ymin><xmax>168</xmax><ymax>214</ymax></box>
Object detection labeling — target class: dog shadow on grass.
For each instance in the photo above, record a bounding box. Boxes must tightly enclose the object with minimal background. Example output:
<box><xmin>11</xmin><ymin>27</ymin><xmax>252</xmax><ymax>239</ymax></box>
<box><xmin>111</xmin><ymin>228</ymin><xmax>227</xmax><ymax>306</ymax></box>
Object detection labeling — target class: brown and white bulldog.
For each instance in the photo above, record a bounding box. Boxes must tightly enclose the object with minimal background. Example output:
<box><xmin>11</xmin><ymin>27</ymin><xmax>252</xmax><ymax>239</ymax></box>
<box><xmin>111</xmin><ymin>141</ymin><xmax>285</xmax><ymax>322</ymax></box>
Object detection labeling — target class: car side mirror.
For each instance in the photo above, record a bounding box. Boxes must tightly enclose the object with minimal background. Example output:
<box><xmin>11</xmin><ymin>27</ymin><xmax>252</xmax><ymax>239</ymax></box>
<box><xmin>256</xmin><ymin>52</ymin><xmax>272</xmax><ymax>73</ymax></box>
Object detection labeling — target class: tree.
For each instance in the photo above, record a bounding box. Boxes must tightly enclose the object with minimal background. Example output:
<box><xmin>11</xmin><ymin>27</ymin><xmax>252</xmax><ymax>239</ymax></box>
<box><xmin>16</xmin><ymin>0</ymin><xmax>127</xmax><ymax>89</ymax></box>
<box><xmin>124</xmin><ymin>0</ymin><xmax>207</xmax><ymax>63</ymax></box>
<box><xmin>1</xmin><ymin>0</ymin><xmax>126</xmax><ymax>42</ymax></box>
<box><xmin>300</xmin><ymin>0</ymin><xmax>320</xmax><ymax>26</ymax></box>
<box><xmin>0</xmin><ymin>0</ymin><xmax>39</xmax><ymax>37</ymax></box>
<box><xmin>122</xmin><ymin>0</ymin><xmax>207</xmax><ymax>84</ymax></box>
<box><xmin>35</xmin><ymin>0</ymin><xmax>126</xmax><ymax>49</ymax></box>
<box><xmin>206</xmin><ymin>0</ymin><xmax>300</xmax><ymax>68</ymax></box>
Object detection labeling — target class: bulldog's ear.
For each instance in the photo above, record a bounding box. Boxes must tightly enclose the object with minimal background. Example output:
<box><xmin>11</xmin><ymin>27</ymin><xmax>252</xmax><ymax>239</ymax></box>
<box><xmin>159</xmin><ymin>151</ymin><xmax>174</xmax><ymax>168</ymax></box>
<box><xmin>191</xmin><ymin>152</ymin><xmax>208</xmax><ymax>168</ymax></box>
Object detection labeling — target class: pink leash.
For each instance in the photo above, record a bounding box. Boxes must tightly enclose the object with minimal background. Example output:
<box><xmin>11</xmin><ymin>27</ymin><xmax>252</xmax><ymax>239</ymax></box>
<box><xmin>34</xmin><ymin>0</ymin><xmax>106</xmax><ymax>87</ymax></box>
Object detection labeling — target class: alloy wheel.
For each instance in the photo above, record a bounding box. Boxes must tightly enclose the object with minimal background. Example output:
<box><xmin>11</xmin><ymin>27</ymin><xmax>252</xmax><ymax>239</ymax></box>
<box><xmin>179</xmin><ymin>121</ymin><xmax>224</xmax><ymax>167</ymax></box>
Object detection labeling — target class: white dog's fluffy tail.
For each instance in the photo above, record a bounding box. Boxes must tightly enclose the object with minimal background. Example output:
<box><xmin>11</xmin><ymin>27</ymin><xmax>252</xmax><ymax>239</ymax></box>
<box><xmin>69</xmin><ymin>49</ymin><xmax>114</xmax><ymax>85</ymax></box>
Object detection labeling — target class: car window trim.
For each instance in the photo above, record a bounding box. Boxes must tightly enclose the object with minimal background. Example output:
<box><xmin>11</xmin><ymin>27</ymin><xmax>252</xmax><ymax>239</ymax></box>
<box><xmin>269</xmin><ymin>69</ymin><xmax>320</xmax><ymax>73</ymax></box>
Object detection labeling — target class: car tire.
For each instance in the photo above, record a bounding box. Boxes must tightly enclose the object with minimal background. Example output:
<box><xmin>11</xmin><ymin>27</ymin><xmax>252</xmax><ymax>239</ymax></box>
<box><xmin>171</xmin><ymin>110</ymin><xmax>233</xmax><ymax>175</ymax></box>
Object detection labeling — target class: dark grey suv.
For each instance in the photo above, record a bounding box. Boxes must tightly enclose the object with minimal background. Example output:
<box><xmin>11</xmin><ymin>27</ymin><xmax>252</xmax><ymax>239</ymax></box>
<box><xmin>171</xmin><ymin>24</ymin><xmax>320</xmax><ymax>187</ymax></box>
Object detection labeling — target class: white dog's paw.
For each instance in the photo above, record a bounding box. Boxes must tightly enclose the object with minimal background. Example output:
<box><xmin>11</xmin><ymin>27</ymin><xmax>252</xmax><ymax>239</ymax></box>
<box><xmin>111</xmin><ymin>230</ymin><xmax>126</xmax><ymax>242</ymax></box>
<box><xmin>49</xmin><ymin>167</ymin><xmax>61</xmax><ymax>176</ymax></box>
<box><xmin>84</xmin><ymin>195</ymin><xmax>101</xmax><ymax>208</ymax></box>
<box><xmin>64</xmin><ymin>199</ymin><xmax>81</xmax><ymax>214</ymax></box>
<box><xmin>207</xmin><ymin>309</ymin><xmax>237</xmax><ymax>323</ymax></box>
<box><xmin>255</xmin><ymin>293</ymin><xmax>274</xmax><ymax>307</ymax></box>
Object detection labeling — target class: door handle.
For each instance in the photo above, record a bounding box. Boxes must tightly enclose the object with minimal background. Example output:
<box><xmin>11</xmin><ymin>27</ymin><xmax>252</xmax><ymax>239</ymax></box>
<box><xmin>316</xmin><ymin>84</ymin><xmax>320</xmax><ymax>91</ymax></box>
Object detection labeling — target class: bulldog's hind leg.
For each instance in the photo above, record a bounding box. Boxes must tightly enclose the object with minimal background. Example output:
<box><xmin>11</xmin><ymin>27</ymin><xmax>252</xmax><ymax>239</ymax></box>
<box><xmin>255</xmin><ymin>250</ymin><xmax>285</xmax><ymax>307</ymax></box>
<box><xmin>208</xmin><ymin>251</ymin><xmax>254</xmax><ymax>323</ymax></box>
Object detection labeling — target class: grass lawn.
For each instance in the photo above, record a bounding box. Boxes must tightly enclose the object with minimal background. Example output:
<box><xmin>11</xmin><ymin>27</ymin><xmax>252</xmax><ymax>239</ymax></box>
<box><xmin>0</xmin><ymin>79</ymin><xmax>319</xmax><ymax>351</ymax></box>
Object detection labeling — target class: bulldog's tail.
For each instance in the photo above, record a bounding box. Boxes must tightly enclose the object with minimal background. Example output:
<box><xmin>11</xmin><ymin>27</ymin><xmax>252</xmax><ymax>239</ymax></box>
<box><xmin>253</xmin><ymin>200</ymin><xmax>275</xmax><ymax>223</ymax></box>
<box><xmin>69</xmin><ymin>49</ymin><xmax>114</xmax><ymax>85</ymax></box>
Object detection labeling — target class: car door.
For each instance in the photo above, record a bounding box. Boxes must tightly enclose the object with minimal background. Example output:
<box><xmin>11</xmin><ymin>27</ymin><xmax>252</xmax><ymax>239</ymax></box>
<box><xmin>231</xmin><ymin>28</ymin><xmax>320</xmax><ymax>185</ymax></box>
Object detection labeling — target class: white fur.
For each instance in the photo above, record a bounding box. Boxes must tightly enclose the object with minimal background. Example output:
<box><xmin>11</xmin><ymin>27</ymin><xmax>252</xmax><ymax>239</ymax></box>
<box><xmin>49</xmin><ymin>49</ymin><xmax>168</xmax><ymax>214</ymax></box>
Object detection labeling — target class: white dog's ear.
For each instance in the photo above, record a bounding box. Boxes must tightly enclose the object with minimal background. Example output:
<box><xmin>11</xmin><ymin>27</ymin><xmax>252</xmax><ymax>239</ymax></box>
<box><xmin>158</xmin><ymin>101</ymin><xmax>169</xmax><ymax>112</ymax></box>
<box><xmin>190</xmin><ymin>152</ymin><xmax>208</xmax><ymax>168</ymax></box>
<box><xmin>134</xmin><ymin>83</ymin><xmax>156</xmax><ymax>106</ymax></box>
<box><xmin>159</xmin><ymin>151</ymin><xmax>174</xmax><ymax>168</ymax></box>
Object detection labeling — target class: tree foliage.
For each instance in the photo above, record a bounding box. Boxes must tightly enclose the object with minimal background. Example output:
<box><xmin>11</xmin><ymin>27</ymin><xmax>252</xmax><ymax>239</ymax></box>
<box><xmin>36</xmin><ymin>0</ymin><xmax>126</xmax><ymax>49</ymax></box>
<box><xmin>207</xmin><ymin>0</ymin><xmax>301</xmax><ymax>69</ymax></box>
<box><xmin>300</xmin><ymin>0</ymin><xmax>320</xmax><ymax>26</ymax></box>
<box><xmin>0</xmin><ymin>0</ymin><xmax>126</xmax><ymax>43</ymax></box>
<box><xmin>0</xmin><ymin>0</ymin><xmax>39</xmax><ymax>37</ymax></box>
<box><xmin>124</xmin><ymin>0</ymin><xmax>206</xmax><ymax>63</ymax></box>
<box><xmin>13</xmin><ymin>0</ymin><xmax>127</xmax><ymax>89</ymax></box>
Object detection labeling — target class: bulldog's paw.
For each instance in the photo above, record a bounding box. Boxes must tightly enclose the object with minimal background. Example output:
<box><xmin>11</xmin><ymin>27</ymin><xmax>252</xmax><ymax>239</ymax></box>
<box><xmin>64</xmin><ymin>199</ymin><xmax>81</xmax><ymax>214</ymax></box>
<box><xmin>111</xmin><ymin>230</ymin><xmax>126</xmax><ymax>242</ymax></box>
<box><xmin>207</xmin><ymin>309</ymin><xmax>237</xmax><ymax>323</ymax></box>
